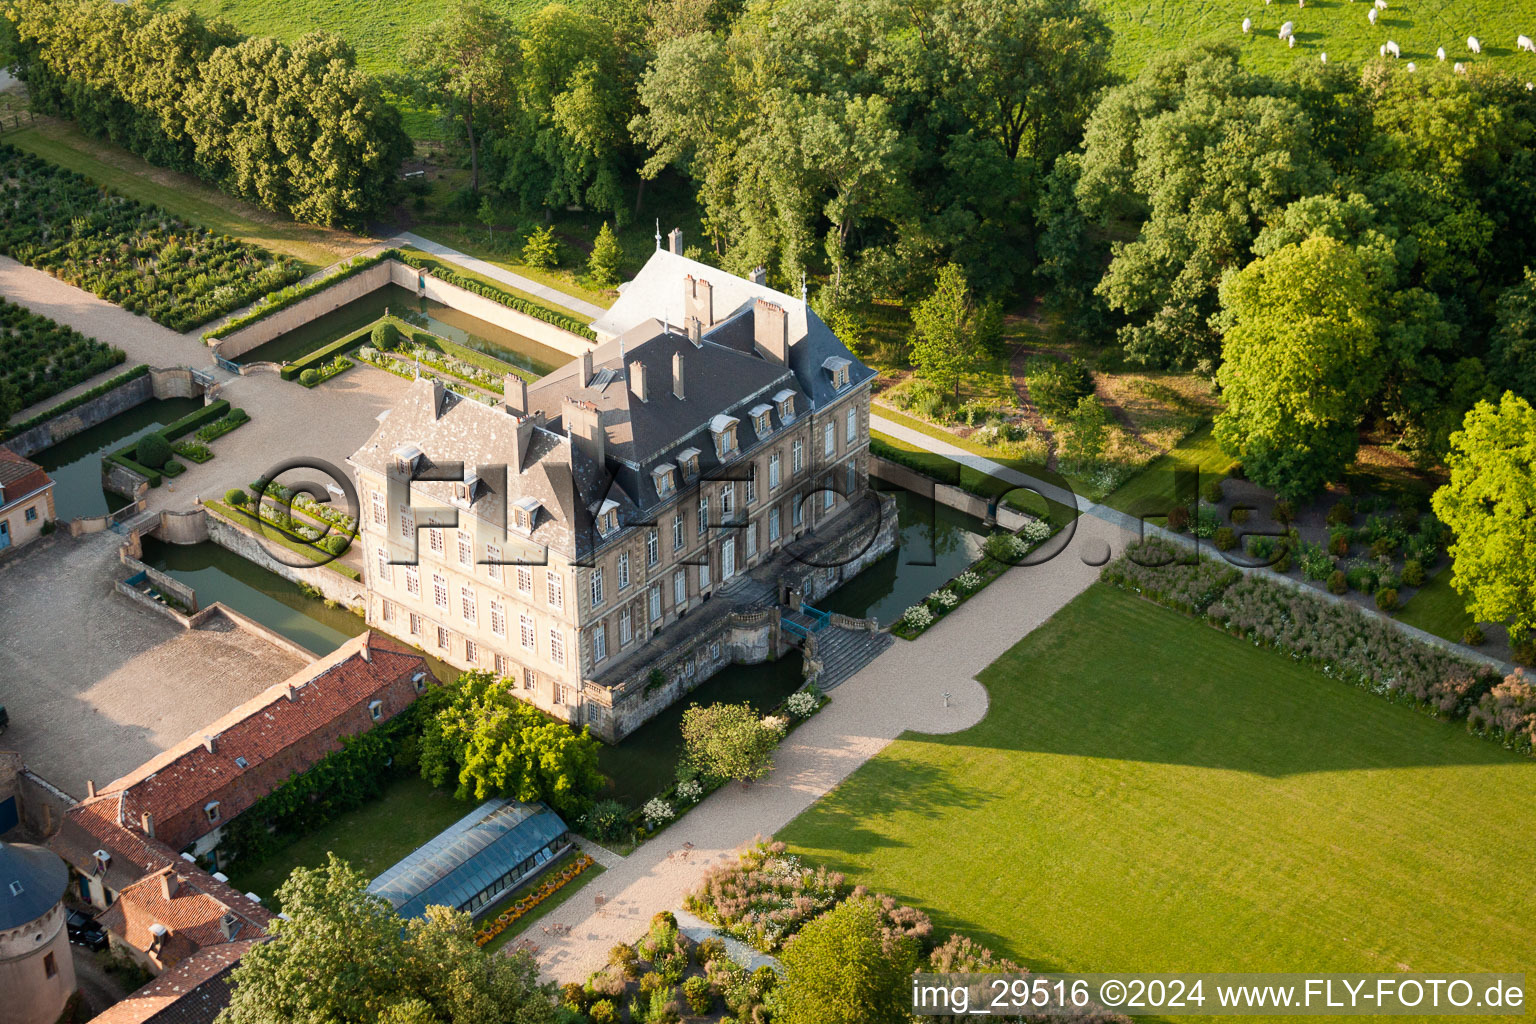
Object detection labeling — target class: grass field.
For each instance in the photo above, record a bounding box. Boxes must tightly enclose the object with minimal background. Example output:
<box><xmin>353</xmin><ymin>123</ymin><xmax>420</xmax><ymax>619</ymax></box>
<box><xmin>228</xmin><ymin>775</ymin><xmax>473</xmax><ymax>906</ymax></box>
<box><xmin>1398</xmin><ymin>563</ymin><xmax>1477</xmax><ymax>642</ymax></box>
<box><xmin>779</xmin><ymin>584</ymin><xmax>1536</xmax><ymax>990</ymax></box>
<box><xmin>6</xmin><ymin>122</ymin><xmax>369</xmax><ymax>272</ymax></box>
<box><xmin>1102</xmin><ymin>422</ymin><xmax>1236</xmax><ymax>517</ymax></box>
<box><xmin>1101</xmin><ymin>0</ymin><xmax>1536</xmax><ymax>78</ymax></box>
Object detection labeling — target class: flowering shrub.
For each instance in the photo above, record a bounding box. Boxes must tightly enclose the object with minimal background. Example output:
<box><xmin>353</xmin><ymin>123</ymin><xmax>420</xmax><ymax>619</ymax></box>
<box><xmin>675</xmin><ymin>778</ymin><xmax>703</xmax><ymax>804</ymax></box>
<box><xmin>903</xmin><ymin>605</ymin><xmax>934</xmax><ymax>629</ymax></box>
<box><xmin>985</xmin><ymin>532</ymin><xmax>1029</xmax><ymax>562</ymax></box>
<box><xmin>786</xmin><ymin>690</ymin><xmax>820</xmax><ymax>717</ymax></box>
<box><xmin>761</xmin><ymin>715</ymin><xmax>788</xmax><ymax>737</ymax></box>
<box><xmin>929</xmin><ymin>588</ymin><xmax>960</xmax><ymax>610</ymax></box>
<box><xmin>684</xmin><ymin>838</ymin><xmax>846</xmax><ymax>951</ymax></box>
<box><xmin>642</xmin><ymin>798</ymin><xmax>676</xmax><ymax>829</ymax></box>
<box><xmin>1299</xmin><ymin>542</ymin><xmax>1334</xmax><ymax>581</ymax></box>
<box><xmin>1021</xmin><ymin>518</ymin><xmax>1052</xmax><ymax>543</ymax></box>
<box><xmin>1467</xmin><ymin>672</ymin><xmax>1536</xmax><ymax>750</ymax></box>
<box><xmin>1099</xmin><ymin>538</ymin><xmax>1239</xmax><ymax>614</ymax></box>
<box><xmin>954</xmin><ymin>570</ymin><xmax>982</xmax><ymax>593</ymax></box>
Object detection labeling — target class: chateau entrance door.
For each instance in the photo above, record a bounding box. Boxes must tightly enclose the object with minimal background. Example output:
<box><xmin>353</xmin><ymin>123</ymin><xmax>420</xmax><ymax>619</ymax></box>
<box><xmin>721</xmin><ymin>536</ymin><xmax>736</xmax><ymax>580</ymax></box>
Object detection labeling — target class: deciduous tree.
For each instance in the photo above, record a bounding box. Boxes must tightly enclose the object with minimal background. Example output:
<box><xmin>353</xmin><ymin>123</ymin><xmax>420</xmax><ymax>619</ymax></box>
<box><xmin>776</xmin><ymin>895</ymin><xmax>918</xmax><ymax>1024</ymax></box>
<box><xmin>680</xmin><ymin>702</ymin><xmax>776</xmax><ymax>783</ymax></box>
<box><xmin>908</xmin><ymin>263</ymin><xmax>999</xmax><ymax>397</ymax></box>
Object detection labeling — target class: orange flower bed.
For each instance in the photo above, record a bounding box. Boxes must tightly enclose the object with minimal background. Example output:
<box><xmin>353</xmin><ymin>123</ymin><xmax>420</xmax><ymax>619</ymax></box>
<box><xmin>474</xmin><ymin>853</ymin><xmax>595</xmax><ymax>946</ymax></box>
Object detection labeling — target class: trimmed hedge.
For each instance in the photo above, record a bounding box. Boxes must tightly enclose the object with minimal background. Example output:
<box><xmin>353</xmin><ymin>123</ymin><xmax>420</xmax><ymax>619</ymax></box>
<box><xmin>2</xmin><ymin>363</ymin><xmax>150</xmax><ymax>440</ymax></box>
<box><xmin>107</xmin><ymin>452</ymin><xmax>162</xmax><ymax>488</ymax></box>
<box><xmin>393</xmin><ymin>249</ymin><xmax>596</xmax><ymax>339</ymax></box>
<box><xmin>160</xmin><ymin>400</ymin><xmax>231</xmax><ymax>441</ymax></box>
<box><xmin>205</xmin><ymin>252</ymin><xmax>390</xmax><ymax>341</ymax></box>
<box><xmin>280</xmin><ymin>323</ymin><xmax>379</xmax><ymax>380</ymax></box>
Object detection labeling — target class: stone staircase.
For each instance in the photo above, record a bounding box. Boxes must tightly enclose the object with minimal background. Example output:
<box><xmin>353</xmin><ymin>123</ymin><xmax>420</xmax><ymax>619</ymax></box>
<box><xmin>806</xmin><ymin>624</ymin><xmax>893</xmax><ymax>691</ymax></box>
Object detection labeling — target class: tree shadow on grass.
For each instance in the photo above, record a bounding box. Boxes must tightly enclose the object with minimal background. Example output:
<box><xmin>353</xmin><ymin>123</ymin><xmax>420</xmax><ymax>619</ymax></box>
<box><xmin>928</xmin><ymin>585</ymin><xmax>1532</xmax><ymax>778</ymax></box>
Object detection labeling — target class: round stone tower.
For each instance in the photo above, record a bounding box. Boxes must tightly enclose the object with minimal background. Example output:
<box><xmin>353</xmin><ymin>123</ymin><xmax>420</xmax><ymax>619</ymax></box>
<box><xmin>0</xmin><ymin>841</ymin><xmax>76</xmax><ymax>1024</ymax></box>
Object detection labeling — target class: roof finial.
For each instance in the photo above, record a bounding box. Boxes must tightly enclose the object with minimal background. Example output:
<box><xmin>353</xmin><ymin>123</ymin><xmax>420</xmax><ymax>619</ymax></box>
<box><xmin>655</xmin><ymin>218</ymin><xmax>661</xmax><ymax>251</ymax></box>
<box><xmin>800</xmin><ymin>271</ymin><xmax>808</xmax><ymax>304</ymax></box>
<box><xmin>663</xmin><ymin>315</ymin><xmax>669</xmax><ymax>336</ymax></box>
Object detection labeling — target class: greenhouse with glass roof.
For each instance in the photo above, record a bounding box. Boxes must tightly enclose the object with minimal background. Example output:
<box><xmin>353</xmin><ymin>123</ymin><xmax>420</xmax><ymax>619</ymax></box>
<box><xmin>366</xmin><ymin>799</ymin><xmax>570</xmax><ymax>920</ymax></box>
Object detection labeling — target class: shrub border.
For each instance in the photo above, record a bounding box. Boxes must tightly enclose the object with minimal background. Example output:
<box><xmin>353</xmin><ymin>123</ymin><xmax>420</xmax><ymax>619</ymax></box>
<box><xmin>2</xmin><ymin>364</ymin><xmax>149</xmax><ymax>441</ymax></box>
<box><xmin>203</xmin><ymin>254</ymin><xmax>390</xmax><ymax>342</ymax></box>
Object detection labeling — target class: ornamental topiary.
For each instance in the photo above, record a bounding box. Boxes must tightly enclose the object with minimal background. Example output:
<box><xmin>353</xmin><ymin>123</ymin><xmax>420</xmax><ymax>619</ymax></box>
<box><xmin>299</xmin><ymin>368</ymin><xmax>320</xmax><ymax>386</ymax></box>
<box><xmin>135</xmin><ymin>432</ymin><xmax>172</xmax><ymax>469</ymax></box>
<box><xmin>371</xmin><ymin>321</ymin><xmax>401</xmax><ymax>351</ymax></box>
<box><xmin>1375</xmin><ymin>587</ymin><xmax>1399</xmax><ymax>612</ymax></box>
<box><xmin>1202</xmin><ymin>478</ymin><xmax>1225</xmax><ymax>504</ymax></box>
<box><xmin>226</xmin><ymin>488</ymin><xmax>247</xmax><ymax>507</ymax></box>
<box><xmin>1328</xmin><ymin>570</ymin><xmax>1348</xmax><ymax>594</ymax></box>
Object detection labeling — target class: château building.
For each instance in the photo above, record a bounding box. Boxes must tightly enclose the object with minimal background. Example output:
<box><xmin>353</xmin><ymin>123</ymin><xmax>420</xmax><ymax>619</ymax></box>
<box><xmin>349</xmin><ymin>241</ymin><xmax>896</xmax><ymax>740</ymax></box>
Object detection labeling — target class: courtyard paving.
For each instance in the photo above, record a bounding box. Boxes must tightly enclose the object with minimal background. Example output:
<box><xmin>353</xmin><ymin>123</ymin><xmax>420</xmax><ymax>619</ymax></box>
<box><xmin>526</xmin><ymin>511</ymin><xmax>1137</xmax><ymax>984</ymax></box>
<box><xmin>0</xmin><ymin>530</ymin><xmax>308</xmax><ymax>797</ymax></box>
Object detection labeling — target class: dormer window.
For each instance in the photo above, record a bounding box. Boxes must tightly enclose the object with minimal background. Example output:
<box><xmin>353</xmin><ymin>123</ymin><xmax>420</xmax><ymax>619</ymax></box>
<box><xmin>452</xmin><ymin>472</ymin><xmax>480</xmax><ymax>509</ymax></box>
<box><xmin>513</xmin><ymin>496</ymin><xmax>541</xmax><ymax>533</ymax></box>
<box><xmin>392</xmin><ymin>444</ymin><xmax>423</xmax><ymax>476</ymax></box>
<box><xmin>749</xmin><ymin>403</ymin><xmax>773</xmax><ymax>437</ymax></box>
<box><xmin>822</xmin><ymin>356</ymin><xmax>852</xmax><ymax>390</ymax></box>
<box><xmin>413</xmin><ymin>671</ymin><xmax>428</xmax><ymax>694</ymax></box>
<box><xmin>595</xmin><ymin>499</ymin><xmax>620</xmax><ymax>537</ymax></box>
<box><xmin>773</xmin><ymin>389</ymin><xmax>797</xmax><ymax>423</ymax></box>
<box><xmin>205</xmin><ymin>802</ymin><xmax>221</xmax><ymax>824</ymax></box>
<box><xmin>710</xmin><ymin>414</ymin><xmax>740</xmax><ymax>458</ymax></box>
<box><xmin>369</xmin><ymin>700</ymin><xmax>384</xmax><ymax>722</ymax></box>
<box><xmin>652</xmin><ymin>465</ymin><xmax>677</xmax><ymax>498</ymax></box>
<box><xmin>677</xmin><ymin>447</ymin><xmax>702</xmax><ymax>480</ymax></box>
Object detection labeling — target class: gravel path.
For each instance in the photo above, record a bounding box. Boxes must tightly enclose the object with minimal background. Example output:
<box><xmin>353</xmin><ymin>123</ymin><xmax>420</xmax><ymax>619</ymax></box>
<box><xmin>527</xmin><ymin>511</ymin><xmax>1137</xmax><ymax>984</ymax></box>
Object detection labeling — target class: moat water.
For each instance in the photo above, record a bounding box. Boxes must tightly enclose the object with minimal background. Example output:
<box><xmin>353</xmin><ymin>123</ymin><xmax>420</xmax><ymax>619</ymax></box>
<box><xmin>32</xmin><ymin>396</ymin><xmax>204</xmax><ymax>520</ymax></box>
<box><xmin>237</xmin><ymin>283</ymin><xmax>568</xmax><ymax>376</ymax></box>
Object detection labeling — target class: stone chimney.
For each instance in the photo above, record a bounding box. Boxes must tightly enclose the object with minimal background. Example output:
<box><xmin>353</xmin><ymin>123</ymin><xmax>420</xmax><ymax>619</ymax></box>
<box><xmin>672</xmin><ymin>352</ymin><xmax>685</xmax><ymax>401</ymax></box>
<box><xmin>219</xmin><ymin>912</ymin><xmax>239</xmax><ymax>941</ymax></box>
<box><xmin>141</xmin><ymin>812</ymin><xmax>155</xmax><ymax>837</ymax></box>
<box><xmin>359</xmin><ymin>639</ymin><xmax>371</xmax><ymax>663</ymax></box>
<box><xmin>504</xmin><ymin>375</ymin><xmax>528</xmax><ymax>416</ymax></box>
<box><xmin>684</xmin><ymin>275</ymin><xmax>714</xmax><ymax>328</ymax></box>
<box><xmin>581</xmin><ymin>349</ymin><xmax>594</xmax><ymax>387</ymax></box>
<box><xmin>86</xmin><ymin>780</ymin><xmax>96</xmax><ymax>798</ymax></box>
<box><xmin>753</xmin><ymin>299</ymin><xmax>789</xmax><ymax>365</ymax></box>
<box><xmin>749</xmin><ymin>265</ymin><xmax>767</xmax><ymax>285</ymax></box>
<box><xmin>159</xmin><ymin>870</ymin><xmax>178</xmax><ymax>901</ymax></box>
<box><xmin>202</xmin><ymin>735</ymin><xmax>216</xmax><ymax>754</ymax></box>
<box><xmin>629</xmin><ymin>360</ymin><xmax>648</xmax><ymax>402</ymax></box>
<box><xmin>286</xmin><ymin>683</ymin><xmax>298</xmax><ymax>701</ymax></box>
<box><xmin>668</xmin><ymin>227</ymin><xmax>683</xmax><ymax>254</ymax></box>
<box><xmin>563</xmin><ymin>397</ymin><xmax>605</xmax><ymax>467</ymax></box>
<box><xmin>688</xmin><ymin>316</ymin><xmax>702</xmax><ymax>348</ymax></box>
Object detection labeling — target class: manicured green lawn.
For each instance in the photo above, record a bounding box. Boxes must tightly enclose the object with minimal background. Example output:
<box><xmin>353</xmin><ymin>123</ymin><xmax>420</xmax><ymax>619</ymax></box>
<box><xmin>1102</xmin><ymin>421</ymin><xmax>1234</xmax><ymax>517</ymax></box>
<box><xmin>1102</xmin><ymin>0</ymin><xmax>1536</xmax><ymax>77</ymax></box>
<box><xmin>227</xmin><ymin>774</ymin><xmax>473</xmax><ymax>906</ymax></box>
<box><xmin>8</xmin><ymin>123</ymin><xmax>366</xmax><ymax>272</ymax></box>
<box><xmin>1398</xmin><ymin>564</ymin><xmax>1477</xmax><ymax>643</ymax></box>
<box><xmin>779</xmin><ymin>584</ymin><xmax>1536</xmax><ymax>978</ymax></box>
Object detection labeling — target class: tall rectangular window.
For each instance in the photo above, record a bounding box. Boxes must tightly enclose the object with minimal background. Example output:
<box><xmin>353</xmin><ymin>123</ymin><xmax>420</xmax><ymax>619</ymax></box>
<box><xmin>673</xmin><ymin>570</ymin><xmax>686</xmax><ymax>607</ymax></box>
<box><xmin>461</xmin><ymin>585</ymin><xmax>477</xmax><ymax>623</ymax></box>
<box><xmin>618</xmin><ymin>553</ymin><xmax>631</xmax><ymax>590</ymax></box>
<box><xmin>647</xmin><ymin>530</ymin><xmax>659</xmax><ymax>567</ymax></box>
<box><xmin>549</xmin><ymin>629</ymin><xmax>566</xmax><ymax>666</ymax></box>
<box><xmin>433</xmin><ymin>573</ymin><xmax>448</xmax><ymax>609</ymax></box>
<box><xmin>399</xmin><ymin>507</ymin><xmax>414</xmax><ymax>539</ymax></box>
<box><xmin>847</xmin><ymin>461</ymin><xmax>857</xmax><ymax>493</ymax></box>
<box><xmin>769</xmin><ymin>453</ymin><xmax>780</xmax><ymax>490</ymax></box>
<box><xmin>649</xmin><ymin>584</ymin><xmax>662</xmax><ymax>622</ymax></box>
<box><xmin>793</xmin><ymin>440</ymin><xmax>804</xmax><ymax>475</ymax></box>
<box><xmin>746</xmin><ymin>474</ymin><xmax>756</xmax><ymax>505</ymax></box>
<box><xmin>372</xmin><ymin>491</ymin><xmax>387</xmax><ymax>527</ymax></box>
<box><xmin>519</xmin><ymin>614</ymin><xmax>536</xmax><ymax>651</ymax></box>
<box><xmin>673</xmin><ymin>513</ymin><xmax>684</xmax><ymax>550</ymax></box>
<box><xmin>619</xmin><ymin>607</ymin><xmax>632</xmax><ymax>645</ymax></box>
<box><xmin>376</xmin><ymin>546</ymin><xmax>391</xmax><ymax>583</ymax></box>
<box><xmin>824</xmin><ymin>422</ymin><xmax>835</xmax><ymax>458</ymax></box>
<box><xmin>746</xmin><ymin>521</ymin><xmax>757</xmax><ymax>557</ymax></box>
<box><xmin>793</xmin><ymin>498</ymin><xmax>804</xmax><ymax>528</ymax></box>
<box><xmin>405</xmin><ymin>566</ymin><xmax>420</xmax><ymax>596</ymax></box>
<box><xmin>436</xmin><ymin>625</ymin><xmax>449</xmax><ymax>650</ymax></box>
<box><xmin>547</xmin><ymin>571</ymin><xmax>564</xmax><ymax>610</ymax></box>
<box><xmin>490</xmin><ymin>601</ymin><xmax>506</xmax><ymax>638</ymax></box>
<box><xmin>517</xmin><ymin>566</ymin><xmax>532</xmax><ymax>595</ymax></box>
<box><xmin>465</xmin><ymin>639</ymin><xmax>478</xmax><ymax>664</ymax></box>
<box><xmin>486</xmin><ymin>543</ymin><xmax>502</xmax><ymax>581</ymax></box>
<box><xmin>593</xmin><ymin>624</ymin><xmax>607</xmax><ymax>662</ymax></box>
<box><xmin>697</xmin><ymin>496</ymin><xmax>709</xmax><ymax>536</ymax></box>
<box><xmin>409</xmin><ymin>612</ymin><xmax>422</xmax><ymax>636</ymax></box>
<box><xmin>846</xmin><ymin>406</ymin><xmax>858</xmax><ymax>443</ymax></box>
<box><xmin>524</xmin><ymin>667</ymin><xmax>537</xmax><ymax>690</ymax></box>
<box><xmin>699</xmin><ymin>560</ymin><xmax>711</xmax><ymax>589</ymax></box>
<box><xmin>430</xmin><ymin>528</ymin><xmax>444</xmax><ymax>555</ymax></box>
<box><xmin>457</xmin><ymin>532</ymin><xmax>472</xmax><ymax>566</ymax></box>
<box><xmin>590</xmin><ymin>569</ymin><xmax>604</xmax><ymax>608</ymax></box>
<box><xmin>720</xmin><ymin>484</ymin><xmax>734</xmax><ymax>521</ymax></box>
<box><xmin>494</xmin><ymin>653</ymin><xmax>509</xmax><ymax>676</ymax></box>
<box><xmin>769</xmin><ymin>507</ymin><xmax>780</xmax><ymax>541</ymax></box>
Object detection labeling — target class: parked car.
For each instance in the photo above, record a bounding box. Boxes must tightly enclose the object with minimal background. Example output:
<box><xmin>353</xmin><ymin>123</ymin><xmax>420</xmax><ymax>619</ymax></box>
<box><xmin>66</xmin><ymin>908</ymin><xmax>109</xmax><ymax>951</ymax></box>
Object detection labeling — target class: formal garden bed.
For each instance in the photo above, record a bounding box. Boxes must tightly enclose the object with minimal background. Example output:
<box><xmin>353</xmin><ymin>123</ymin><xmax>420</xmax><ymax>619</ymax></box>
<box><xmin>105</xmin><ymin>401</ymin><xmax>247</xmax><ymax>486</ymax></box>
<box><xmin>0</xmin><ymin>144</ymin><xmax>303</xmax><ymax>331</ymax></box>
<box><xmin>208</xmin><ymin>496</ymin><xmax>360</xmax><ymax>581</ymax></box>
<box><xmin>472</xmin><ymin>851</ymin><xmax>598</xmax><ymax>947</ymax></box>
<box><xmin>0</xmin><ymin>296</ymin><xmax>126</xmax><ymax>417</ymax></box>
<box><xmin>896</xmin><ymin>517</ymin><xmax>1057</xmax><ymax>639</ymax></box>
<box><xmin>1101</xmin><ymin>538</ymin><xmax>1534</xmax><ymax>756</ymax></box>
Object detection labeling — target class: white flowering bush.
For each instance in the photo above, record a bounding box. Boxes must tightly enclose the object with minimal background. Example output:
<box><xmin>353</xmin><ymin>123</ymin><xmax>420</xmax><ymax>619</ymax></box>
<box><xmin>643</xmin><ymin>797</ymin><xmax>676</xmax><ymax>829</ymax></box>
<box><xmin>902</xmin><ymin>604</ymin><xmax>934</xmax><ymax>629</ymax></box>
<box><xmin>786</xmin><ymin>690</ymin><xmax>820</xmax><ymax>717</ymax></box>
<box><xmin>761</xmin><ymin>714</ymin><xmax>788</xmax><ymax>736</ymax></box>
<box><xmin>1020</xmin><ymin>518</ymin><xmax>1052</xmax><ymax>544</ymax></box>
<box><xmin>929</xmin><ymin>588</ymin><xmax>959</xmax><ymax>610</ymax></box>
<box><xmin>676</xmin><ymin>778</ymin><xmax>704</xmax><ymax>804</ymax></box>
<box><xmin>954</xmin><ymin>570</ymin><xmax>982</xmax><ymax>593</ymax></box>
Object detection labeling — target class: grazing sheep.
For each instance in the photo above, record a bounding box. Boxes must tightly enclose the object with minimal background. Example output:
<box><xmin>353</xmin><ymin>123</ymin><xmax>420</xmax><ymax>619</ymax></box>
<box><xmin>1243</xmin><ymin>16</ymin><xmax>1252</xmax><ymax>32</ymax></box>
<box><xmin>1320</xmin><ymin>52</ymin><xmax>1328</xmax><ymax>63</ymax></box>
<box><xmin>1374</xmin><ymin>0</ymin><xmax>1387</xmax><ymax>9</ymax></box>
<box><xmin>1279</xmin><ymin>20</ymin><xmax>1294</xmax><ymax>39</ymax></box>
<box><xmin>1386</xmin><ymin>39</ymin><xmax>1401</xmax><ymax>57</ymax></box>
<box><xmin>1437</xmin><ymin>46</ymin><xmax>1447</xmax><ymax>60</ymax></box>
<box><xmin>1468</xmin><ymin>36</ymin><xmax>1482</xmax><ymax>54</ymax></box>
<box><xmin>1289</xmin><ymin>34</ymin><xmax>1296</xmax><ymax>47</ymax></box>
<box><xmin>1455</xmin><ymin>61</ymin><xmax>1467</xmax><ymax>73</ymax></box>
<box><xmin>1519</xmin><ymin>34</ymin><xmax>1536</xmax><ymax>52</ymax></box>
<box><xmin>1368</xmin><ymin>8</ymin><xmax>1378</xmax><ymax>25</ymax></box>
<box><xmin>1406</xmin><ymin>61</ymin><xmax>1416</xmax><ymax>71</ymax></box>
<box><xmin>1298</xmin><ymin>0</ymin><xmax>1304</xmax><ymax>7</ymax></box>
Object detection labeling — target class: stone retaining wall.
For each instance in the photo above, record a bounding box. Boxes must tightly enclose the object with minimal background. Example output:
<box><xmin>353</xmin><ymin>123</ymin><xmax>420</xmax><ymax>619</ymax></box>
<box><xmin>211</xmin><ymin>261</ymin><xmax>395</xmax><ymax>361</ymax></box>
<box><xmin>197</xmin><ymin>506</ymin><xmax>367</xmax><ymax>611</ymax></box>
<box><xmin>870</xmin><ymin>455</ymin><xmax>996</xmax><ymax>523</ymax></box>
<box><xmin>5</xmin><ymin>367</ymin><xmax>212</xmax><ymax>458</ymax></box>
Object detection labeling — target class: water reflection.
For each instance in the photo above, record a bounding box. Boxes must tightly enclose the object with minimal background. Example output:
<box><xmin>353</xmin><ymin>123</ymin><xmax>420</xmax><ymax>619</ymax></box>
<box><xmin>32</xmin><ymin>397</ymin><xmax>204</xmax><ymax>519</ymax></box>
<box><xmin>820</xmin><ymin>489</ymin><xmax>989</xmax><ymax>626</ymax></box>
<box><xmin>138</xmin><ymin>539</ymin><xmax>366</xmax><ymax>656</ymax></box>
<box><xmin>237</xmin><ymin>283</ymin><xmax>567</xmax><ymax>376</ymax></box>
